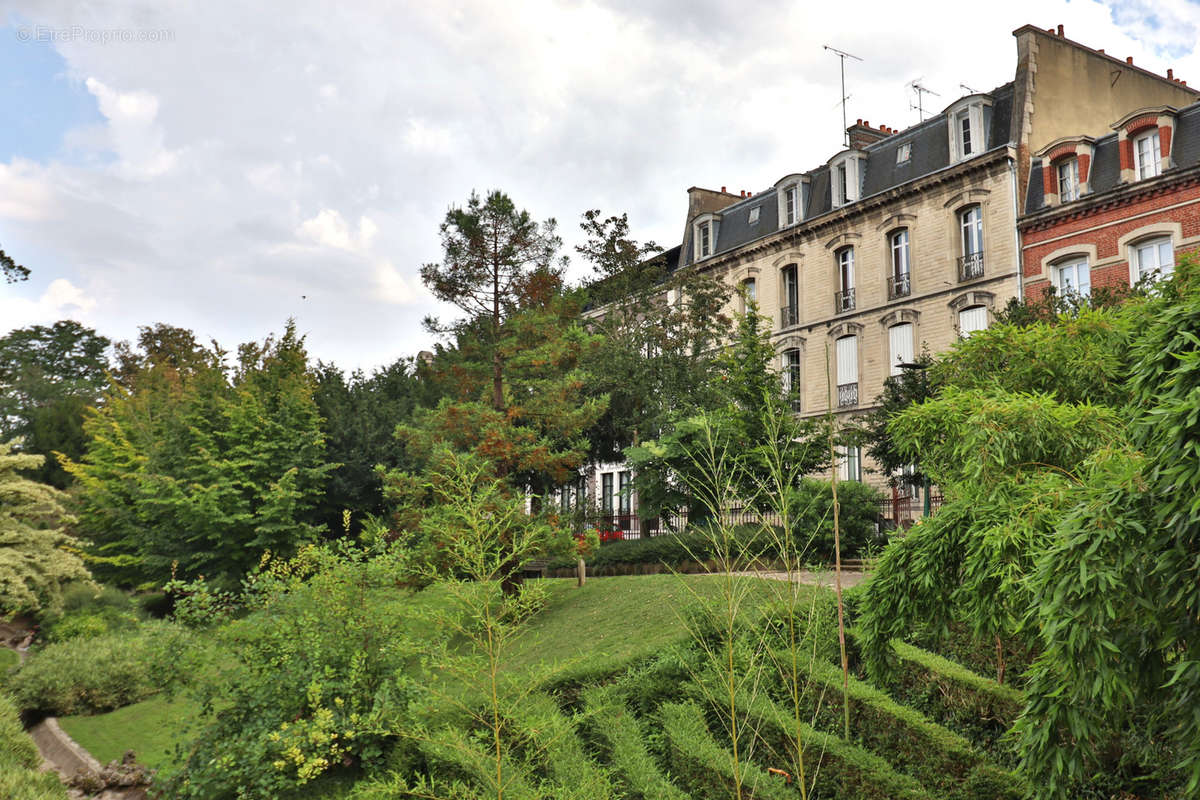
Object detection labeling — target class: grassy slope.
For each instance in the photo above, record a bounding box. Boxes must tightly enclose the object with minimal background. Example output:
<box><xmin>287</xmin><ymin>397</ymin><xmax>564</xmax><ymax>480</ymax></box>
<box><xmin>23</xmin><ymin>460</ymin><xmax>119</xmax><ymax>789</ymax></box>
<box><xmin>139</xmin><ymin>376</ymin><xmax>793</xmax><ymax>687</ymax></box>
<box><xmin>58</xmin><ymin>695</ymin><xmax>201</xmax><ymax>775</ymax></box>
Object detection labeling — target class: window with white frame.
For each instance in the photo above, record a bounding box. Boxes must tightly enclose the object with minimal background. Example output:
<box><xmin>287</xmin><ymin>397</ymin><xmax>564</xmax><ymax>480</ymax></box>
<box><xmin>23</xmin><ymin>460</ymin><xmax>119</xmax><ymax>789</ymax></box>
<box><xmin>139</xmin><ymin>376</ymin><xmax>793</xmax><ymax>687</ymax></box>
<box><xmin>948</xmin><ymin>99</ymin><xmax>989</xmax><ymax>163</ymax></box>
<box><xmin>785</xmin><ymin>186</ymin><xmax>798</xmax><ymax>225</ymax></box>
<box><xmin>1132</xmin><ymin>236</ymin><xmax>1174</xmax><ymax>282</ymax></box>
<box><xmin>957</xmin><ymin>110</ymin><xmax>973</xmax><ymax>157</ymax></box>
<box><xmin>830</xmin><ymin>155</ymin><xmax>862</xmax><ymax>208</ymax></box>
<box><xmin>601</xmin><ymin>472</ymin><xmax>614</xmax><ymax>514</ymax></box>
<box><xmin>1057</xmin><ymin>158</ymin><xmax>1080</xmax><ymax>202</ymax></box>
<box><xmin>699</xmin><ymin>222</ymin><xmax>711</xmax><ymax>258</ymax></box>
<box><xmin>889</xmin><ymin>228</ymin><xmax>911</xmax><ymax>298</ymax></box>
<box><xmin>748</xmin><ymin>206</ymin><xmax>761</xmax><ymax>225</ymax></box>
<box><xmin>836</xmin><ymin>335</ymin><xmax>858</xmax><ymax>407</ymax></box>
<box><xmin>1134</xmin><ymin>130</ymin><xmax>1162</xmax><ymax>180</ymax></box>
<box><xmin>959</xmin><ymin>205</ymin><xmax>983</xmax><ymax>281</ymax></box>
<box><xmin>896</xmin><ymin>142</ymin><xmax>911</xmax><ymax>163</ymax></box>
<box><xmin>742</xmin><ymin>277</ymin><xmax>757</xmax><ymax>303</ymax></box>
<box><xmin>781</xmin><ymin>348</ymin><xmax>802</xmax><ymax>411</ymax></box>
<box><xmin>889</xmin><ymin>323</ymin><xmax>914</xmax><ymax>376</ymax></box>
<box><xmin>776</xmin><ymin>178</ymin><xmax>805</xmax><ymax>229</ymax></box>
<box><xmin>781</xmin><ymin>265</ymin><xmax>799</xmax><ymax>327</ymax></box>
<box><xmin>837</xmin><ymin>444</ymin><xmax>862</xmax><ymax>482</ymax></box>
<box><xmin>958</xmin><ymin>305</ymin><xmax>988</xmax><ymax>337</ymax></box>
<box><xmin>837</xmin><ymin>247</ymin><xmax>855</xmax><ymax>312</ymax></box>
<box><xmin>1053</xmin><ymin>256</ymin><xmax>1091</xmax><ymax>297</ymax></box>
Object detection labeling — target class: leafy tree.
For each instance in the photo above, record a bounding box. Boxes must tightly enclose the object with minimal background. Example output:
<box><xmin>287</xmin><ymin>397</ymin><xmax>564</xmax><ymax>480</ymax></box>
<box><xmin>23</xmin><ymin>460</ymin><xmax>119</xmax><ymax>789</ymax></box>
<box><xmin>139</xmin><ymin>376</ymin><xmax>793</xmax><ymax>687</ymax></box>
<box><xmin>421</xmin><ymin>190</ymin><xmax>564</xmax><ymax>412</ymax></box>
<box><xmin>0</xmin><ymin>248</ymin><xmax>29</xmax><ymax>283</ymax></box>
<box><xmin>577</xmin><ymin>212</ymin><xmax>732</xmax><ymax>461</ymax></box>
<box><xmin>0</xmin><ymin>321</ymin><xmax>112</xmax><ymax>488</ymax></box>
<box><xmin>311</xmin><ymin>358</ymin><xmax>438</xmax><ymax>536</ymax></box>
<box><xmin>851</xmin><ymin>349</ymin><xmax>936</xmax><ymax>491</ymax></box>
<box><xmin>65</xmin><ymin>321</ymin><xmax>331</xmax><ymax>588</ymax></box>
<box><xmin>0</xmin><ymin>440</ymin><xmax>92</xmax><ymax>616</ymax></box>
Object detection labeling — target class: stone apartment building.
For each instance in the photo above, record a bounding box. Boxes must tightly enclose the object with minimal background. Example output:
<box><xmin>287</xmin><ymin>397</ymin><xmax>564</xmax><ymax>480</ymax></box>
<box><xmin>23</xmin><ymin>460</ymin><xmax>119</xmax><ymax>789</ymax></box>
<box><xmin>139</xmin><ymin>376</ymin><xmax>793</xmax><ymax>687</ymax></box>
<box><xmin>576</xmin><ymin>24</ymin><xmax>1199</xmax><ymax>528</ymax></box>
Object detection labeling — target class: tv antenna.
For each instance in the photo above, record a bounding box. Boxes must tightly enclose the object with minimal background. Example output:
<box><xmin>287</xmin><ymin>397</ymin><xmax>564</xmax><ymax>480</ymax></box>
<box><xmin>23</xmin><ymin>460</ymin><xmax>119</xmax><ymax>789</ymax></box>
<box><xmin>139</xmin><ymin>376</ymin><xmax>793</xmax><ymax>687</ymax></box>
<box><xmin>907</xmin><ymin>78</ymin><xmax>940</xmax><ymax>121</ymax></box>
<box><xmin>959</xmin><ymin>83</ymin><xmax>977</xmax><ymax>94</ymax></box>
<box><xmin>825</xmin><ymin>45</ymin><xmax>863</xmax><ymax>147</ymax></box>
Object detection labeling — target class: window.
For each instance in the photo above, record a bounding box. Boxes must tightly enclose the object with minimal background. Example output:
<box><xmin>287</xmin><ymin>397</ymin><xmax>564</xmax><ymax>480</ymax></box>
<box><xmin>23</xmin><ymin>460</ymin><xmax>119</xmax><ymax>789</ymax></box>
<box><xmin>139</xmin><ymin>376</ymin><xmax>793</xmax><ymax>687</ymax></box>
<box><xmin>836</xmin><ymin>335</ymin><xmax>858</xmax><ymax>408</ymax></box>
<box><xmin>958</xmin><ymin>306</ymin><xmax>988</xmax><ymax>337</ymax></box>
<box><xmin>1134</xmin><ymin>130</ymin><xmax>1162</xmax><ymax>180</ymax></box>
<box><xmin>1053</xmin><ymin>257</ymin><xmax>1091</xmax><ymax>297</ymax></box>
<box><xmin>830</xmin><ymin>155</ymin><xmax>862</xmax><ymax>208</ymax></box>
<box><xmin>781</xmin><ymin>349</ymin><xmax>802</xmax><ymax>411</ymax></box>
<box><xmin>1057</xmin><ymin>158</ymin><xmax>1080</xmax><ymax>202</ymax></box>
<box><xmin>889</xmin><ymin>323</ymin><xmax>914</xmax><ymax>376</ymax></box>
<box><xmin>836</xmin><ymin>247</ymin><xmax>855</xmax><ymax>312</ymax></box>
<box><xmin>699</xmin><ymin>222</ymin><xmax>711</xmax><ymax>258</ymax></box>
<box><xmin>1132</xmin><ymin>236</ymin><xmax>1174</xmax><ymax>281</ymax></box>
<box><xmin>742</xmin><ymin>277</ymin><xmax>757</xmax><ymax>303</ymax></box>
<box><xmin>601</xmin><ymin>473</ymin><xmax>614</xmax><ymax>514</ymax></box>
<box><xmin>748</xmin><ymin>206</ymin><xmax>761</xmax><ymax>225</ymax></box>
<box><xmin>896</xmin><ymin>142</ymin><xmax>911</xmax><ymax>164</ymax></box>
<box><xmin>780</xmin><ymin>265</ymin><xmax>799</xmax><ymax>327</ymax></box>
<box><xmin>784</xmin><ymin>186</ymin><xmax>798</xmax><ymax>225</ymax></box>
<box><xmin>618</xmin><ymin>471</ymin><xmax>632</xmax><ymax>515</ymax></box>
<box><xmin>775</xmin><ymin>177</ymin><xmax>806</xmax><ymax>229</ymax></box>
<box><xmin>959</xmin><ymin>205</ymin><xmax>983</xmax><ymax>281</ymax></box>
<box><xmin>837</xmin><ymin>445</ymin><xmax>862</xmax><ymax>482</ymax></box>
<box><xmin>889</xmin><ymin>229</ymin><xmax>911</xmax><ymax>298</ymax></box>
<box><xmin>958</xmin><ymin>110</ymin><xmax>973</xmax><ymax>157</ymax></box>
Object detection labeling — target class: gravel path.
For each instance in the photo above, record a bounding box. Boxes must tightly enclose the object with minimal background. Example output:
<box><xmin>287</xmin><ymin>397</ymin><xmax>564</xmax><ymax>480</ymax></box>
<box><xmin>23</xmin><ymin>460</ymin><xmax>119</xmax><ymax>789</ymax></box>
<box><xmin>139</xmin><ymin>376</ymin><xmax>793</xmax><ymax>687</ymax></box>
<box><xmin>731</xmin><ymin>568</ymin><xmax>869</xmax><ymax>589</ymax></box>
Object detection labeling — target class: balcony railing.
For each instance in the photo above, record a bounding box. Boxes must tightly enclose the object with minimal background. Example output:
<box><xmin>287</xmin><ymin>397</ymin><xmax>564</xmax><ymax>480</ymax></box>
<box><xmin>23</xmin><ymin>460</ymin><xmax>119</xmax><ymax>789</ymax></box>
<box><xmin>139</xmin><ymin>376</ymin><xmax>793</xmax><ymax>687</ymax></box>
<box><xmin>837</xmin><ymin>382</ymin><xmax>858</xmax><ymax>408</ymax></box>
<box><xmin>958</xmin><ymin>251</ymin><xmax>984</xmax><ymax>282</ymax></box>
<box><xmin>835</xmin><ymin>288</ymin><xmax>856</xmax><ymax>313</ymax></box>
<box><xmin>780</xmin><ymin>304</ymin><xmax>799</xmax><ymax>328</ymax></box>
<box><xmin>888</xmin><ymin>273</ymin><xmax>911</xmax><ymax>300</ymax></box>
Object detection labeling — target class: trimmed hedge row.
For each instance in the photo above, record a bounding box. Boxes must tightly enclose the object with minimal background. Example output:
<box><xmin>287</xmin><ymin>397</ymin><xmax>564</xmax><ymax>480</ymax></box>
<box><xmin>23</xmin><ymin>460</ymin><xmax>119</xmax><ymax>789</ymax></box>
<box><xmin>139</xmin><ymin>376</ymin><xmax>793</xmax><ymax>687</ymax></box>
<box><xmin>579</xmin><ymin>684</ymin><xmax>689</xmax><ymax>800</ymax></box>
<box><xmin>779</xmin><ymin>655</ymin><xmax>1023</xmax><ymax>797</ymax></box>
<box><xmin>887</xmin><ymin>640</ymin><xmax>1024</xmax><ymax>761</ymax></box>
<box><xmin>659</xmin><ymin>700</ymin><xmax>794</xmax><ymax>800</ymax></box>
<box><xmin>733</xmin><ymin>686</ymin><xmax>928</xmax><ymax>800</ymax></box>
<box><xmin>415</xmin><ymin>725</ymin><xmax>541</xmax><ymax>800</ymax></box>
<box><xmin>507</xmin><ymin>693</ymin><xmax>615</xmax><ymax>799</ymax></box>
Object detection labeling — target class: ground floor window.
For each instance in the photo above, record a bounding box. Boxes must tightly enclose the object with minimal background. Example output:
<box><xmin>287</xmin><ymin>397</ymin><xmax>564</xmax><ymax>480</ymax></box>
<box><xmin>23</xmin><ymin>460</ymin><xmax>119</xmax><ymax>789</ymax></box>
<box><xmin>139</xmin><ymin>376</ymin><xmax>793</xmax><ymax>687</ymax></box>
<box><xmin>1053</xmin><ymin>257</ymin><xmax>1091</xmax><ymax>297</ymax></box>
<box><xmin>1133</xmin><ymin>236</ymin><xmax>1174</xmax><ymax>282</ymax></box>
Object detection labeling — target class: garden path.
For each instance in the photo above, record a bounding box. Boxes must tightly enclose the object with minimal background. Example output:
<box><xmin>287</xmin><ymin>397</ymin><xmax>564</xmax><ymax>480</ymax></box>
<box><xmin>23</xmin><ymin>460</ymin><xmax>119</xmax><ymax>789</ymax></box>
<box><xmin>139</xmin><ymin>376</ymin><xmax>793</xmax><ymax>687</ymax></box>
<box><xmin>731</xmin><ymin>568</ymin><xmax>868</xmax><ymax>589</ymax></box>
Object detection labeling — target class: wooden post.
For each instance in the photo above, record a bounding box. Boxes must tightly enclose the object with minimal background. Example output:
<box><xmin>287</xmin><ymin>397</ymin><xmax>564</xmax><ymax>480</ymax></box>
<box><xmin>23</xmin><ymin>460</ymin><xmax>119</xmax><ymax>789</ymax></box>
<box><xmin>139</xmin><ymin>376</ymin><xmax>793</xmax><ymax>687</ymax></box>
<box><xmin>577</xmin><ymin>556</ymin><xmax>586</xmax><ymax>587</ymax></box>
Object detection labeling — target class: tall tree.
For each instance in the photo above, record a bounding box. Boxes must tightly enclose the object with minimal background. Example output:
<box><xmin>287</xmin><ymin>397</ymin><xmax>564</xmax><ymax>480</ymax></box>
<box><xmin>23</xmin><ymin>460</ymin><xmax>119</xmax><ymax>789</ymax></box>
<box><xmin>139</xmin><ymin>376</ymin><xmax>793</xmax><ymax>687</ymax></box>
<box><xmin>576</xmin><ymin>210</ymin><xmax>731</xmax><ymax>461</ymax></box>
<box><xmin>0</xmin><ymin>321</ymin><xmax>112</xmax><ymax>488</ymax></box>
<box><xmin>0</xmin><ymin>440</ymin><xmax>92</xmax><ymax>615</ymax></box>
<box><xmin>65</xmin><ymin>321</ymin><xmax>331</xmax><ymax>588</ymax></box>
<box><xmin>421</xmin><ymin>190</ymin><xmax>564</xmax><ymax>412</ymax></box>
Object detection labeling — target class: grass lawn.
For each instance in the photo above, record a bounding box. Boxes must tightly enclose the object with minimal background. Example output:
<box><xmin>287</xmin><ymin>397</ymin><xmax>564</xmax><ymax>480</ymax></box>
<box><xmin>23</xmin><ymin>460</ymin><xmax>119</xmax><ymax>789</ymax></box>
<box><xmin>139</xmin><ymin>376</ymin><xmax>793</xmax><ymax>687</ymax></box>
<box><xmin>58</xmin><ymin>694</ymin><xmax>201</xmax><ymax>776</ymax></box>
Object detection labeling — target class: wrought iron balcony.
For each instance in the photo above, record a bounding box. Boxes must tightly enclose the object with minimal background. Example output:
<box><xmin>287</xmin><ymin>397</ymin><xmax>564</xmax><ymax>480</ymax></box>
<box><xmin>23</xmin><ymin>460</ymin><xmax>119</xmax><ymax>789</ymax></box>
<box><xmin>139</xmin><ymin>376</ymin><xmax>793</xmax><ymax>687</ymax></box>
<box><xmin>958</xmin><ymin>251</ymin><xmax>984</xmax><ymax>282</ymax></box>
<box><xmin>888</xmin><ymin>273</ymin><xmax>912</xmax><ymax>300</ymax></box>
<box><xmin>780</xmin><ymin>305</ymin><xmax>799</xmax><ymax>328</ymax></box>
<box><xmin>835</xmin><ymin>288</ymin><xmax>856</xmax><ymax>313</ymax></box>
<box><xmin>837</xmin><ymin>382</ymin><xmax>858</xmax><ymax>408</ymax></box>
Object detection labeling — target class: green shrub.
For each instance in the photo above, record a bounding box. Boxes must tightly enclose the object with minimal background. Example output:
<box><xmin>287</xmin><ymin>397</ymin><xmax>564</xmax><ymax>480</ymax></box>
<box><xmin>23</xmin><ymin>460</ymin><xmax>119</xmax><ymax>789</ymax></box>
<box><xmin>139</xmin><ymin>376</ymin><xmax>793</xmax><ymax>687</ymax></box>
<box><xmin>507</xmin><ymin>693</ymin><xmax>615</xmax><ymax>799</ymax></box>
<box><xmin>40</xmin><ymin>583</ymin><xmax>143</xmax><ymax>643</ymax></box>
<box><xmin>788</xmin><ymin>477</ymin><xmax>887</xmax><ymax>561</ymax></box>
<box><xmin>0</xmin><ymin>693</ymin><xmax>67</xmax><ymax>799</ymax></box>
<box><xmin>10</xmin><ymin>621</ymin><xmax>196</xmax><ymax>715</ymax></box>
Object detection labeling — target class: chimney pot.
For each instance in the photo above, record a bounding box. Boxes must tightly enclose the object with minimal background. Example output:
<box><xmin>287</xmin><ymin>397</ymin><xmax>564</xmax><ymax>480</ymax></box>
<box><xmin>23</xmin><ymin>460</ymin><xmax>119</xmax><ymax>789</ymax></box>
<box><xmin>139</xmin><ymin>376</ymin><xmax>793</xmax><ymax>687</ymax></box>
<box><xmin>1168</xmin><ymin>68</ymin><xmax>1174</xmax><ymax>79</ymax></box>
<box><xmin>721</xmin><ymin>186</ymin><xmax>727</xmax><ymax>193</ymax></box>
<box><xmin>856</xmin><ymin>118</ymin><xmax>862</xmax><ymax>125</ymax></box>
<box><xmin>863</xmin><ymin>120</ymin><xmax>869</xmax><ymax>127</ymax></box>
<box><xmin>1127</xmin><ymin>56</ymin><xmax>1134</xmax><ymax>65</ymax></box>
<box><xmin>1183</xmin><ymin>80</ymin><xmax>1188</xmax><ymax>86</ymax></box>
<box><xmin>1098</xmin><ymin>48</ymin><xmax>1104</xmax><ymax>54</ymax></box>
<box><xmin>1057</xmin><ymin>24</ymin><xmax>1064</xmax><ymax>36</ymax></box>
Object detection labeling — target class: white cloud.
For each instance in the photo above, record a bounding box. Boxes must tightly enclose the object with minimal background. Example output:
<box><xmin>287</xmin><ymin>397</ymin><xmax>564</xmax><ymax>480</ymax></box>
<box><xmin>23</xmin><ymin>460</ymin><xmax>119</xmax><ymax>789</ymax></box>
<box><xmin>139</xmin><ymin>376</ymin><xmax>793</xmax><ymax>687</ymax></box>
<box><xmin>84</xmin><ymin>77</ymin><xmax>178</xmax><ymax>179</ymax></box>
<box><xmin>0</xmin><ymin>279</ymin><xmax>96</xmax><ymax>329</ymax></box>
<box><xmin>0</xmin><ymin>161</ymin><xmax>56</xmax><ymax>221</ymax></box>
<box><xmin>297</xmin><ymin>208</ymin><xmax>378</xmax><ymax>254</ymax></box>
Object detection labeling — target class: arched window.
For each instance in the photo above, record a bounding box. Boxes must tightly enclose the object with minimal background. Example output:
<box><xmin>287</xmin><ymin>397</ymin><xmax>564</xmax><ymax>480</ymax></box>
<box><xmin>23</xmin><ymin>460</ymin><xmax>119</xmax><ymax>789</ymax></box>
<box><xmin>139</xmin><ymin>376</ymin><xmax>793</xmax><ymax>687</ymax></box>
<box><xmin>958</xmin><ymin>306</ymin><xmax>988</xmax><ymax>338</ymax></box>
<box><xmin>836</xmin><ymin>247</ymin><xmax>855</xmax><ymax>312</ymax></box>
<box><xmin>888</xmin><ymin>323</ymin><xmax>914</xmax><ymax>376</ymax></box>
<box><xmin>888</xmin><ymin>229</ymin><xmax>911</xmax><ymax>299</ymax></box>
<box><xmin>958</xmin><ymin>205</ymin><xmax>983</xmax><ymax>281</ymax></box>
<box><xmin>835</xmin><ymin>335</ymin><xmax>858</xmax><ymax>408</ymax></box>
<box><xmin>781</xmin><ymin>348</ymin><xmax>802</xmax><ymax>411</ymax></box>
<box><xmin>740</xmin><ymin>277</ymin><xmax>757</xmax><ymax>311</ymax></box>
<box><xmin>1052</xmin><ymin>255</ymin><xmax>1091</xmax><ymax>297</ymax></box>
<box><xmin>780</xmin><ymin>265</ymin><xmax>799</xmax><ymax>327</ymax></box>
<box><xmin>1134</xmin><ymin>129</ymin><xmax>1162</xmax><ymax>180</ymax></box>
<box><xmin>1131</xmin><ymin>236</ymin><xmax>1174</xmax><ymax>282</ymax></box>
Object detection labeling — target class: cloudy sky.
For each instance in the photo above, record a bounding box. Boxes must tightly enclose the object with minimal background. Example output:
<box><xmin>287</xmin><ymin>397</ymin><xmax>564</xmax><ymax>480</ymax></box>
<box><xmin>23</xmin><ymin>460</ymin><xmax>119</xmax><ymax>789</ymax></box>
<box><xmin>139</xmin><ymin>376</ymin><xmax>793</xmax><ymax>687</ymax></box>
<box><xmin>2</xmin><ymin>0</ymin><xmax>1198</xmax><ymax>372</ymax></box>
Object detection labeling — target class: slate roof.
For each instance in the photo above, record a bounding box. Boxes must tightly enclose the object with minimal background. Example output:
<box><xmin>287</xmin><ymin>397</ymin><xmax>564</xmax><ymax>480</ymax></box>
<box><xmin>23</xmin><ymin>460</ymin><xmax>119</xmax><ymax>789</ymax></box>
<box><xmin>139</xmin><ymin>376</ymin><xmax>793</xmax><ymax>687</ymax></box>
<box><xmin>1025</xmin><ymin>99</ymin><xmax>1200</xmax><ymax>213</ymax></box>
<box><xmin>682</xmin><ymin>82</ymin><xmax>1015</xmax><ymax>267</ymax></box>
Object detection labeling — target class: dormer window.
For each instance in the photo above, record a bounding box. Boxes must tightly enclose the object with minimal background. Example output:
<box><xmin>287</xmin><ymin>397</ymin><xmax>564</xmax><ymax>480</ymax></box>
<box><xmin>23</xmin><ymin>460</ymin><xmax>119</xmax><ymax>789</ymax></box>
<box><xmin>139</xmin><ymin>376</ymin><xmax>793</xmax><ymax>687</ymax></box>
<box><xmin>692</xmin><ymin>213</ymin><xmax>720</xmax><ymax>262</ymax></box>
<box><xmin>774</xmin><ymin>175</ymin><xmax>807</xmax><ymax>229</ymax></box>
<box><xmin>748</xmin><ymin>207</ymin><xmax>761</xmax><ymax>225</ymax></box>
<box><xmin>829</xmin><ymin>153</ymin><xmax>863</xmax><ymax>208</ymax></box>
<box><xmin>1135</xmin><ymin>130</ymin><xmax>1162</xmax><ymax>179</ymax></box>
<box><xmin>1057</xmin><ymin>158</ymin><xmax>1080</xmax><ymax>202</ymax></box>
<box><xmin>946</xmin><ymin>95</ymin><xmax>991</xmax><ymax>164</ymax></box>
<box><xmin>896</xmin><ymin>142</ymin><xmax>911</xmax><ymax>164</ymax></box>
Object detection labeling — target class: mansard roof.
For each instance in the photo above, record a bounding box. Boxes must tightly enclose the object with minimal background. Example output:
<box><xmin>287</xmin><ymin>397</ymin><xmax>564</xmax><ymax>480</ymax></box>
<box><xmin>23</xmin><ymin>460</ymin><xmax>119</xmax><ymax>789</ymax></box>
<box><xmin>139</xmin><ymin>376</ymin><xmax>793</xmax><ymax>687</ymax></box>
<box><xmin>682</xmin><ymin>82</ymin><xmax>1014</xmax><ymax>267</ymax></box>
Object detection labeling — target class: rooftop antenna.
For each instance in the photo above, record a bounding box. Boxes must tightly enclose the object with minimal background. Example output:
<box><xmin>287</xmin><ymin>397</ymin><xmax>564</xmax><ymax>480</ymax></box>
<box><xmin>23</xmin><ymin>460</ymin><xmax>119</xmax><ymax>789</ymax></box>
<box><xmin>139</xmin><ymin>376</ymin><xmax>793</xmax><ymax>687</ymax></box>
<box><xmin>825</xmin><ymin>45</ymin><xmax>863</xmax><ymax>147</ymax></box>
<box><xmin>959</xmin><ymin>82</ymin><xmax>977</xmax><ymax>94</ymax></box>
<box><xmin>907</xmin><ymin>78</ymin><xmax>940</xmax><ymax>121</ymax></box>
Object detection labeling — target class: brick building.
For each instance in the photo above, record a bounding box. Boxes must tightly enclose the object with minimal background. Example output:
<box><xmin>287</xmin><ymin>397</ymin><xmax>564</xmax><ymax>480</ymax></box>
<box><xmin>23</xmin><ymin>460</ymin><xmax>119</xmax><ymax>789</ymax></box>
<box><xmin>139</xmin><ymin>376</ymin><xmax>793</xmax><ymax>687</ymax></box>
<box><xmin>1021</xmin><ymin>100</ymin><xmax>1200</xmax><ymax>299</ymax></box>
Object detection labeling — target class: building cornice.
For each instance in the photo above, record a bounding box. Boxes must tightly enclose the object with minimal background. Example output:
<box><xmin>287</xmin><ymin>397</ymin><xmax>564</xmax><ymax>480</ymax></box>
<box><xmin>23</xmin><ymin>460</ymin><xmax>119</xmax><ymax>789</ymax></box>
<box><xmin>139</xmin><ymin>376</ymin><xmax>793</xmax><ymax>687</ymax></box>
<box><xmin>1019</xmin><ymin>163</ymin><xmax>1200</xmax><ymax>233</ymax></box>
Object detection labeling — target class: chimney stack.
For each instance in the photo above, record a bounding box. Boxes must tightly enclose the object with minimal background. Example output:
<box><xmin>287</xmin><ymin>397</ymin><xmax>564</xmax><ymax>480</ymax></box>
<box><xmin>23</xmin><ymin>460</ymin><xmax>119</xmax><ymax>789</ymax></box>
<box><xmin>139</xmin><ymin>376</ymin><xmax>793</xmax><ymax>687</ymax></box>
<box><xmin>1057</xmin><ymin>24</ymin><xmax>1064</xmax><ymax>36</ymax></box>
